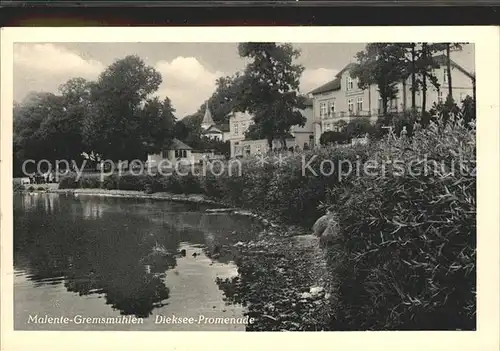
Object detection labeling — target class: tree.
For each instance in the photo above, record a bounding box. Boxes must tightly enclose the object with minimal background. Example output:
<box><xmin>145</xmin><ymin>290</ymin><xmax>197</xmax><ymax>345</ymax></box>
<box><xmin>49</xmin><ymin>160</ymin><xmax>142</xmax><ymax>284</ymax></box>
<box><xmin>244</xmin><ymin>123</ymin><xmax>266</xmax><ymax>140</ymax></box>
<box><xmin>235</xmin><ymin>43</ymin><xmax>306</xmax><ymax>148</ymax></box>
<box><xmin>13</xmin><ymin>92</ymin><xmax>66</xmax><ymax>165</ymax></box>
<box><xmin>83</xmin><ymin>55</ymin><xmax>162</xmax><ymax>161</ymax></box>
<box><xmin>429</xmin><ymin>43</ymin><xmax>464</xmax><ymax>101</ymax></box>
<box><xmin>140</xmin><ymin>97</ymin><xmax>177</xmax><ymax>154</ymax></box>
<box><xmin>13</xmin><ymin>79</ymin><xmax>96</xmax><ymax>175</ymax></box>
<box><xmin>445</xmin><ymin>43</ymin><xmax>464</xmax><ymax>100</ymax></box>
<box><xmin>208</xmin><ymin>73</ymin><xmax>245</xmax><ymax>125</ymax></box>
<box><xmin>351</xmin><ymin>43</ymin><xmax>406</xmax><ymax>115</ymax></box>
<box><xmin>413</xmin><ymin>43</ymin><xmax>442</xmax><ymax>124</ymax></box>
<box><xmin>344</xmin><ymin>119</ymin><xmax>375</xmax><ymax>140</ymax></box>
<box><xmin>173</xmin><ymin>120</ymin><xmax>190</xmax><ymax>141</ymax></box>
<box><xmin>179</xmin><ymin>114</ymin><xmax>203</xmax><ymax>147</ymax></box>
<box><xmin>178</xmin><ymin>72</ymin><xmax>244</xmax><ymax>148</ymax></box>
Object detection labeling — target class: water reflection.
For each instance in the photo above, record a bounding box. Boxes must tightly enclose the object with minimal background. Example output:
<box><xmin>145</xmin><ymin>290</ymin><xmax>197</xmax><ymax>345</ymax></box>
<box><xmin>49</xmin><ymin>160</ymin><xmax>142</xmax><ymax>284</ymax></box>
<box><xmin>14</xmin><ymin>193</ymin><xmax>264</xmax><ymax>320</ymax></box>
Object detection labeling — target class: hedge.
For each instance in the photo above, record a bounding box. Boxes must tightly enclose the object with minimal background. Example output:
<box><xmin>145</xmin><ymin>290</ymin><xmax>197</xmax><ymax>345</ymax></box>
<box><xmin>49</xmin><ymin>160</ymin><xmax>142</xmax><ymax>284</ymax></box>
<box><xmin>326</xmin><ymin>121</ymin><xmax>476</xmax><ymax>330</ymax></box>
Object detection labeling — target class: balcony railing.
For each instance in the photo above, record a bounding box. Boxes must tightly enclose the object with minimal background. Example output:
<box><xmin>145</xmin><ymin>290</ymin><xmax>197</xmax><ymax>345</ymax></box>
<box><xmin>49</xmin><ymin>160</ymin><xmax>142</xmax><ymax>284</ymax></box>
<box><xmin>320</xmin><ymin>110</ymin><xmax>374</xmax><ymax>119</ymax></box>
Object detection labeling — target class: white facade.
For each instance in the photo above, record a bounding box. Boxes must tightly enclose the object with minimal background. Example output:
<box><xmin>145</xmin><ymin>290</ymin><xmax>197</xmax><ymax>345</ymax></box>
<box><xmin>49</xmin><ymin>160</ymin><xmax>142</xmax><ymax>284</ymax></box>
<box><xmin>310</xmin><ymin>55</ymin><xmax>475</xmax><ymax>145</ymax></box>
<box><xmin>227</xmin><ymin>103</ymin><xmax>314</xmax><ymax>158</ymax></box>
<box><xmin>146</xmin><ymin>139</ymin><xmax>195</xmax><ymax>167</ymax></box>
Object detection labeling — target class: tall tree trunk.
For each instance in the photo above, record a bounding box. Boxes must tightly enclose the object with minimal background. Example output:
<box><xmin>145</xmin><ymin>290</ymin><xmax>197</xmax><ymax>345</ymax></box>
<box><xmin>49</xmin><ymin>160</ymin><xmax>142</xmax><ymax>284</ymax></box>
<box><xmin>267</xmin><ymin>137</ymin><xmax>273</xmax><ymax>150</ymax></box>
<box><xmin>421</xmin><ymin>43</ymin><xmax>428</xmax><ymax>113</ymax></box>
<box><xmin>281</xmin><ymin>137</ymin><xmax>287</xmax><ymax>149</ymax></box>
<box><xmin>472</xmin><ymin>76</ymin><xmax>476</xmax><ymax>108</ymax></box>
<box><xmin>411</xmin><ymin>43</ymin><xmax>416</xmax><ymax>110</ymax></box>
<box><xmin>446</xmin><ymin>43</ymin><xmax>453</xmax><ymax>100</ymax></box>
<box><xmin>422</xmin><ymin>73</ymin><xmax>427</xmax><ymax>113</ymax></box>
<box><xmin>368</xmin><ymin>86</ymin><xmax>372</xmax><ymax>116</ymax></box>
<box><xmin>402</xmin><ymin>78</ymin><xmax>407</xmax><ymax>111</ymax></box>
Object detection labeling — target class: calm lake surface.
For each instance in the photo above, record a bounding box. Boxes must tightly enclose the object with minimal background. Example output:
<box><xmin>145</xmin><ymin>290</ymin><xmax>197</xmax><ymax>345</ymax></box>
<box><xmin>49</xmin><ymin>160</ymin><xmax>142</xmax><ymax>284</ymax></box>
<box><xmin>13</xmin><ymin>193</ymin><xmax>264</xmax><ymax>331</ymax></box>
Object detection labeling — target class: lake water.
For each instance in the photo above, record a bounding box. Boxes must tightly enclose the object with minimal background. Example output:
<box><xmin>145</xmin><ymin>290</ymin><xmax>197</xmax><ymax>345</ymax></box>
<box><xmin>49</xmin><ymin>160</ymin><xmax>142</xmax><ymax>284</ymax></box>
<box><xmin>13</xmin><ymin>193</ymin><xmax>264</xmax><ymax>331</ymax></box>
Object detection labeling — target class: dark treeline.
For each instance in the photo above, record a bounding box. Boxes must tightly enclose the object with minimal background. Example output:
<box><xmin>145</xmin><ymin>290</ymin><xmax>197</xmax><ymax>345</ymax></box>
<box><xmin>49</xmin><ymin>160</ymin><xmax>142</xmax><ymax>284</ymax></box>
<box><xmin>13</xmin><ymin>43</ymin><xmax>311</xmax><ymax>176</ymax></box>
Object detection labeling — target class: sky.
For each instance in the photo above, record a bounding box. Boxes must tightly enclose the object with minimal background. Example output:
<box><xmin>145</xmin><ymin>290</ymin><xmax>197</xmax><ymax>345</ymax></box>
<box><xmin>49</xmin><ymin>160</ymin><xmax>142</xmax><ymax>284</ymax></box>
<box><xmin>13</xmin><ymin>42</ymin><xmax>475</xmax><ymax>119</ymax></box>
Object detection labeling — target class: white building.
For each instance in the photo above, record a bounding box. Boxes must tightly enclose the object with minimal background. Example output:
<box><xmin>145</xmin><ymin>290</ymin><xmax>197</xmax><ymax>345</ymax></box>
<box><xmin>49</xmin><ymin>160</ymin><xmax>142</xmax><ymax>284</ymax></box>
<box><xmin>200</xmin><ymin>102</ymin><xmax>224</xmax><ymax>141</ymax></box>
<box><xmin>147</xmin><ymin>138</ymin><xmax>194</xmax><ymax>168</ymax></box>
<box><xmin>226</xmin><ymin>97</ymin><xmax>315</xmax><ymax>158</ymax></box>
<box><xmin>309</xmin><ymin>54</ymin><xmax>475</xmax><ymax>145</ymax></box>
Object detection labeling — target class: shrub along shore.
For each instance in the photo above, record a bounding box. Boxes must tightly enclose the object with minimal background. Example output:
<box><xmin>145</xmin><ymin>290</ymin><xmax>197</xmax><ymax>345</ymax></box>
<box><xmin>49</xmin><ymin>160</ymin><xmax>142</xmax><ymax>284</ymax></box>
<box><xmin>51</xmin><ymin>121</ymin><xmax>476</xmax><ymax>330</ymax></box>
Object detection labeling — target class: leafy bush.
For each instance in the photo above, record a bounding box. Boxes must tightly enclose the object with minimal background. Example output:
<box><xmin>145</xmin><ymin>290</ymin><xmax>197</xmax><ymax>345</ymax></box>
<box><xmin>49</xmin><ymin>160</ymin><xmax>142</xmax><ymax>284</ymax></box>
<box><xmin>96</xmin><ymin>171</ymin><xmax>204</xmax><ymax>195</ymax></box>
<box><xmin>320</xmin><ymin>131</ymin><xmax>349</xmax><ymax>146</ymax></box>
<box><xmin>102</xmin><ymin>174</ymin><xmax>119</xmax><ymax>190</ymax></box>
<box><xmin>116</xmin><ymin>173</ymin><xmax>146</xmax><ymax>191</ymax></box>
<box><xmin>193</xmin><ymin>146</ymin><xmax>371</xmax><ymax>227</ymax></box>
<box><xmin>80</xmin><ymin>174</ymin><xmax>101</xmax><ymax>189</ymax></box>
<box><xmin>59</xmin><ymin>173</ymin><xmax>101</xmax><ymax>189</ymax></box>
<box><xmin>326</xmin><ymin>121</ymin><xmax>476</xmax><ymax>330</ymax></box>
<box><xmin>59</xmin><ymin>173</ymin><xmax>79</xmax><ymax>189</ymax></box>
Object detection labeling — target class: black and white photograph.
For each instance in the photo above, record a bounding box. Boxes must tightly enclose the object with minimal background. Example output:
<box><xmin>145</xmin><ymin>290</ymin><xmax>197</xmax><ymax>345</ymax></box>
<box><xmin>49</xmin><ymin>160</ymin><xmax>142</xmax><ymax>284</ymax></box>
<box><xmin>1</xmin><ymin>26</ymin><xmax>498</xmax><ymax>350</ymax></box>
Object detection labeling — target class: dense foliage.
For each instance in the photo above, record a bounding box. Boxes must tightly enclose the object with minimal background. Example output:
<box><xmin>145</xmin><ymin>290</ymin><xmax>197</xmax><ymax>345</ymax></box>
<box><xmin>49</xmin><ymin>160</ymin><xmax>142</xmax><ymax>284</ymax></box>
<box><xmin>235</xmin><ymin>43</ymin><xmax>307</xmax><ymax>148</ymax></box>
<box><xmin>13</xmin><ymin>56</ymin><xmax>177</xmax><ymax>176</ymax></box>
<box><xmin>327</xmin><ymin>121</ymin><xmax>476</xmax><ymax>330</ymax></box>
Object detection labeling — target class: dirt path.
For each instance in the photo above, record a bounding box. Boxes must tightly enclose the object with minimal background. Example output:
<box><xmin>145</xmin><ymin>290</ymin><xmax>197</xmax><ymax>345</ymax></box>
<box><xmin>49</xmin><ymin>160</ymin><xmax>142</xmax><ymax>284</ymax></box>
<box><xmin>215</xmin><ymin>230</ymin><xmax>336</xmax><ymax>331</ymax></box>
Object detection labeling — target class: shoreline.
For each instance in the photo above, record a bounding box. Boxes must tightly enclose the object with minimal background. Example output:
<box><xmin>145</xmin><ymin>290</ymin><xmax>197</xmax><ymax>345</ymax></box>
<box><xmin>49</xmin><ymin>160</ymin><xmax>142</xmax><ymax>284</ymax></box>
<box><xmin>27</xmin><ymin>188</ymin><xmax>284</xmax><ymax>230</ymax></box>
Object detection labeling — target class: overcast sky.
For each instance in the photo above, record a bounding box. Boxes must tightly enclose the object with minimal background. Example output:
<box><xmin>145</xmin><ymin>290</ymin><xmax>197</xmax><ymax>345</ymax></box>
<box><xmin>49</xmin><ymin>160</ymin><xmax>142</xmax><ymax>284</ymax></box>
<box><xmin>13</xmin><ymin>42</ymin><xmax>475</xmax><ymax>118</ymax></box>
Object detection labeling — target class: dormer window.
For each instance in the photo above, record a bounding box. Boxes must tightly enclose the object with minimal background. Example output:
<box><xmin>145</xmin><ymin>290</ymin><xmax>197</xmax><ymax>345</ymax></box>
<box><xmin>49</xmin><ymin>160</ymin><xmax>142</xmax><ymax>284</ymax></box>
<box><xmin>347</xmin><ymin>76</ymin><xmax>354</xmax><ymax>91</ymax></box>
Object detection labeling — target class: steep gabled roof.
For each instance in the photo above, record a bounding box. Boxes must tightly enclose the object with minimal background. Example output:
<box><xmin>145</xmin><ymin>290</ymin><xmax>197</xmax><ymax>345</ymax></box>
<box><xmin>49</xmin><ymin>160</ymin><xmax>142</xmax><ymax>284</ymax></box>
<box><xmin>335</xmin><ymin>63</ymin><xmax>356</xmax><ymax>79</ymax></box>
<box><xmin>309</xmin><ymin>62</ymin><xmax>355</xmax><ymax>95</ymax></box>
<box><xmin>202</xmin><ymin>101</ymin><xmax>215</xmax><ymax>126</ymax></box>
<box><xmin>309</xmin><ymin>77</ymin><xmax>341</xmax><ymax>95</ymax></box>
<box><xmin>202</xmin><ymin>125</ymin><xmax>223</xmax><ymax>134</ymax></box>
<box><xmin>432</xmin><ymin>54</ymin><xmax>475</xmax><ymax>80</ymax></box>
<box><xmin>308</xmin><ymin>54</ymin><xmax>474</xmax><ymax>97</ymax></box>
<box><xmin>165</xmin><ymin>138</ymin><xmax>193</xmax><ymax>150</ymax></box>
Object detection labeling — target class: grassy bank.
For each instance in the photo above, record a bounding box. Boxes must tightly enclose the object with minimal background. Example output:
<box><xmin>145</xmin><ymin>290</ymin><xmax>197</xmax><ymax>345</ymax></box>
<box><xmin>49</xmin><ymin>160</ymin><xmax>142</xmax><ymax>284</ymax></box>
<box><xmin>57</xmin><ymin>121</ymin><xmax>476</xmax><ymax>330</ymax></box>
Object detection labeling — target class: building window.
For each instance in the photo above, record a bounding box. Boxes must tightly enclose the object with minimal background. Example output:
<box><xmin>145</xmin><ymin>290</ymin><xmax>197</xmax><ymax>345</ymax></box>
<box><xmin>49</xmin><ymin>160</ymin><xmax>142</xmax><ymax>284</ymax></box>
<box><xmin>175</xmin><ymin>150</ymin><xmax>187</xmax><ymax>158</ymax></box>
<box><xmin>161</xmin><ymin>150</ymin><xmax>168</xmax><ymax>159</ymax></box>
<box><xmin>347</xmin><ymin>77</ymin><xmax>354</xmax><ymax>91</ymax></box>
<box><xmin>459</xmin><ymin>92</ymin><xmax>465</xmax><ymax>102</ymax></box>
<box><xmin>330</xmin><ymin>100</ymin><xmax>335</xmax><ymax>114</ymax></box>
<box><xmin>320</xmin><ymin>102</ymin><xmax>327</xmax><ymax>118</ymax></box>
<box><xmin>348</xmin><ymin>99</ymin><xmax>354</xmax><ymax>112</ymax></box>
<box><xmin>325</xmin><ymin>123</ymin><xmax>331</xmax><ymax>131</ymax></box>
<box><xmin>438</xmin><ymin>90</ymin><xmax>444</xmax><ymax>103</ymax></box>
<box><xmin>391</xmin><ymin>98</ymin><xmax>398</xmax><ymax>111</ymax></box>
<box><xmin>241</xmin><ymin>122</ymin><xmax>246</xmax><ymax>133</ymax></box>
<box><xmin>443</xmin><ymin>68</ymin><xmax>448</xmax><ymax>83</ymax></box>
<box><xmin>234</xmin><ymin>123</ymin><xmax>239</xmax><ymax>135</ymax></box>
<box><xmin>356</xmin><ymin>97</ymin><xmax>363</xmax><ymax>112</ymax></box>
